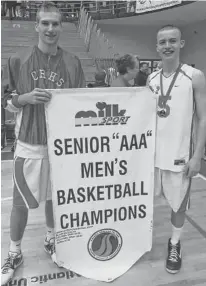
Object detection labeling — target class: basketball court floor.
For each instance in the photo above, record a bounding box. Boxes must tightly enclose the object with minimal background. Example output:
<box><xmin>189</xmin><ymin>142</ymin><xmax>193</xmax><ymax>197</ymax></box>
<box><xmin>1</xmin><ymin>158</ymin><xmax>206</xmax><ymax>286</ymax></box>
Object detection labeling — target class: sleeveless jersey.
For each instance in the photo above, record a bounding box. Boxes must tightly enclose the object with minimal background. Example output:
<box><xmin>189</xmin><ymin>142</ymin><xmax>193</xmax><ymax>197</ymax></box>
<box><xmin>148</xmin><ymin>64</ymin><xmax>195</xmax><ymax>172</ymax></box>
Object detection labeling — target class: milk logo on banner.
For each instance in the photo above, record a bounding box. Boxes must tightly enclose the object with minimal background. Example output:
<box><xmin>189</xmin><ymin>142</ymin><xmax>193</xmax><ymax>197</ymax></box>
<box><xmin>75</xmin><ymin>102</ymin><xmax>130</xmax><ymax>127</ymax></box>
<box><xmin>88</xmin><ymin>229</ymin><xmax>122</xmax><ymax>261</ymax></box>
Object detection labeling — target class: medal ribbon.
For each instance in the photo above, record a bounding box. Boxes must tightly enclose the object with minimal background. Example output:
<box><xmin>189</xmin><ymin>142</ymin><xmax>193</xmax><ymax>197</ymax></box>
<box><xmin>160</xmin><ymin>63</ymin><xmax>182</xmax><ymax>107</ymax></box>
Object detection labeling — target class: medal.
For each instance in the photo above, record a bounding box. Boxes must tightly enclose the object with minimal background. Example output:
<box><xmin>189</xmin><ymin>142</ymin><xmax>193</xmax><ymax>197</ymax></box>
<box><xmin>158</xmin><ymin>63</ymin><xmax>182</xmax><ymax>118</ymax></box>
<box><xmin>158</xmin><ymin>109</ymin><xmax>167</xmax><ymax>117</ymax></box>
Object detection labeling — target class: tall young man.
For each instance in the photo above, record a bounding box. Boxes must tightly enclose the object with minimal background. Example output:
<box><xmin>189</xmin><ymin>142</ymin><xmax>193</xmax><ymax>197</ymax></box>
<box><xmin>148</xmin><ymin>25</ymin><xmax>206</xmax><ymax>274</ymax></box>
<box><xmin>1</xmin><ymin>2</ymin><xmax>85</xmax><ymax>285</ymax></box>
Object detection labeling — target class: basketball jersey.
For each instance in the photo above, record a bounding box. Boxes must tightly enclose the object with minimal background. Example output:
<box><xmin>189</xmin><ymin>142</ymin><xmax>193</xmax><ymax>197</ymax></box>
<box><xmin>148</xmin><ymin>64</ymin><xmax>195</xmax><ymax>172</ymax></box>
<box><xmin>4</xmin><ymin>46</ymin><xmax>85</xmax><ymax>146</ymax></box>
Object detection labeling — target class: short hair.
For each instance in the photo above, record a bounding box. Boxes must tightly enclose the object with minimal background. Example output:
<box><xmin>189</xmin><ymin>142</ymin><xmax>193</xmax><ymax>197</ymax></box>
<box><xmin>157</xmin><ymin>25</ymin><xmax>182</xmax><ymax>38</ymax></box>
<box><xmin>95</xmin><ymin>71</ymin><xmax>106</xmax><ymax>82</ymax></box>
<box><xmin>115</xmin><ymin>54</ymin><xmax>139</xmax><ymax>75</ymax></box>
<box><xmin>36</xmin><ymin>2</ymin><xmax>62</xmax><ymax>23</ymax></box>
<box><xmin>140</xmin><ymin>62</ymin><xmax>149</xmax><ymax>68</ymax></box>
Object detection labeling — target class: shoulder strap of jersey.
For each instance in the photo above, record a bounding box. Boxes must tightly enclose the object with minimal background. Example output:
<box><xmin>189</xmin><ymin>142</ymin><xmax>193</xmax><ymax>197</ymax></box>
<box><xmin>179</xmin><ymin>64</ymin><xmax>193</xmax><ymax>81</ymax></box>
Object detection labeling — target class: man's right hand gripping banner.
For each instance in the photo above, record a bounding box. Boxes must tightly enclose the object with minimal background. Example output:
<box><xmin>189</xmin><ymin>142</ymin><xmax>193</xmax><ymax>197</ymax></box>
<box><xmin>45</xmin><ymin>87</ymin><xmax>157</xmax><ymax>282</ymax></box>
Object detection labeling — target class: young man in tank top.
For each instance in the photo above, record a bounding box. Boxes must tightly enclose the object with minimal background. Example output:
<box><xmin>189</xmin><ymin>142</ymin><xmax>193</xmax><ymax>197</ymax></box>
<box><xmin>148</xmin><ymin>25</ymin><xmax>206</xmax><ymax>274</ymax></box>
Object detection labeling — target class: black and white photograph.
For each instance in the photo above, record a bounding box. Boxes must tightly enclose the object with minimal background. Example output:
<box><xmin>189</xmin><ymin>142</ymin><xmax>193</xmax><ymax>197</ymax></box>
<box><xmin>152</xmin><ymin>60</ymin><xmax>162</xmax><ymax>72</ymax></box>
<box><xmin>1</xmin><ymin>1</ymin><xmax>206</xmax><ymax>286</ymax></box>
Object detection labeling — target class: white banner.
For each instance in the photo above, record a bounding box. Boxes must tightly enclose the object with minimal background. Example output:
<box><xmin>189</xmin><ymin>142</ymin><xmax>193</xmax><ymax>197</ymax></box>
<box><xmin>45</xmin><ymin>87</ymin><xmax>157</xmax><ymax>282</ymax></box>
<box><xmin>135</xmin><ymin>0</ymin><xmax>182</xmax><ymax>14</ymax></box>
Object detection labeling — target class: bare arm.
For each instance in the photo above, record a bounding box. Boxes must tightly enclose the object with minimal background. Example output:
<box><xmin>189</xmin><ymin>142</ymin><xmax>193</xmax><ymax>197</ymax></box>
<box><xmin>192</xmin><ymin>69</ymin><xmax>206</xmax><ymax>160</ymax></box>
<box><xmin>3</xmin><ymin>56</ymin><xmax>20</xmax><ymax>112</ymax></box>
<box><xmin>184</xmin><ymin>69</ymin><xmax>206</xmax><ymax>177</ymax></box>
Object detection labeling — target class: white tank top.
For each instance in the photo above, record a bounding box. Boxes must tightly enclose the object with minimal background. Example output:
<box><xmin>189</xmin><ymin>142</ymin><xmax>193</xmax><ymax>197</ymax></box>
<box><xmin>149</xmin><ymin>64</ymin><xmax>195</xmax><ymax>172</ymax></box>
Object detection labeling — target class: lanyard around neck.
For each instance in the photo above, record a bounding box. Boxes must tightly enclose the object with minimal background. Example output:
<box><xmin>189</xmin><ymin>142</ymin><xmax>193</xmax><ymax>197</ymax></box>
<box><xmin>160</xmin><ymin>63</ymin><xmax>182</xmax><ymax>100</ymax></box>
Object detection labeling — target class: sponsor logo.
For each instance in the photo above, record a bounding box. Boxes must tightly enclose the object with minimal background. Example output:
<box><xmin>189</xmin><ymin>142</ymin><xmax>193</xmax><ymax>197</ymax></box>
<box><xmin>75</xmin><ymin>102</ymin><xmax>130</xmax><ymax>127</ymax></box>
<box><xmin>7</xmin><ymin>271</ymin><xmax>80</xmax><ymax>286</ymax></box>
<box><xmin>88</xmin><ymin>229</ymin><xmax>122</xmax><ymax>261</ymax></box>
<box><xmin>174</xmin><ymin>159</ymin><xmax>186</xmax><ymax>166</ymax></box>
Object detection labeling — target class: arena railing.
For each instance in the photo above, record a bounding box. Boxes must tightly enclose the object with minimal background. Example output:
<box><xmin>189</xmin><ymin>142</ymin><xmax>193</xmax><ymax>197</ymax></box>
<box><xmin>1</xmin><ymin>1</ymin><xmax>196</xmax><ymax>22</ymax></box>
<box><xmin>78</xmin><ymin>7</ymin><xmax>120</xmax><ymax>85</ymax></box>
<box><xmin>1</xmin><ymin>1</ymin><xmax>135</xmax><ymax>22</ymax></box>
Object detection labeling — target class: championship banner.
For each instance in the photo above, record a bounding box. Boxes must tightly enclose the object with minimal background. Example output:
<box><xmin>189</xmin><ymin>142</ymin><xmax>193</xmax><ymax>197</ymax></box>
<box><xmin>135</xmin><ymin>0</ymin><xmax>182</xmax><ymax>14</ymax></box>
<box><xmin>45</xmin><ymin>87</ymin><xmax>157</xmax><ymax>282</ymax></box>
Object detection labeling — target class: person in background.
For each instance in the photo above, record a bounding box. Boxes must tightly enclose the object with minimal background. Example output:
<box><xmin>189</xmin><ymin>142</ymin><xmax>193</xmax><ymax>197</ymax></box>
<box><xmin>134</xmin><ymin>61</ymin><xmax>149</xmax><ymax>86</ymax></box>
<box><xmin>1</xmin><ymin>1</ymin><xmax>7</xmax><ymax>16</ymax></box>
<box><xmin>157</xmin><ymin>61</ymin><xmax>162</xmax><ymax>70</ymax></box>
<box><xmin>15</xmin><ymin>1</ymin><xmax>22</xmax><ymax>17</ymax></box>
<box><xmin>88</xmin><ymin>70</ymin><xmax>110</xmax><ymax>88</ymax></box>
<box><xmin>107</xmin><ymin>67</ymin><xmax>117</xmax><ymax>85</ymax></box>
<box><xmin>111</xmin><ymin>54</ymin><xmax>139</xmax><ymax>87</ymax></box>
<box><xmin>153</xmin><ymin>61</ymin><xmax>162</xmax><ymax>72</ymax></box>
<box><xmin>6</xmin><ymin>1</ymin><xmax>17</xmax><ymax>20</ymax></box>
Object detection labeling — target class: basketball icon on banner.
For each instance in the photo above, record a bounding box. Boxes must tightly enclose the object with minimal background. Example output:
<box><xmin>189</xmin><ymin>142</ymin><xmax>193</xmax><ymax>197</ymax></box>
<box><xmin>88</xmin><ymin>229</ymin><xmax>123</xmax><ymax>261</ymax></box>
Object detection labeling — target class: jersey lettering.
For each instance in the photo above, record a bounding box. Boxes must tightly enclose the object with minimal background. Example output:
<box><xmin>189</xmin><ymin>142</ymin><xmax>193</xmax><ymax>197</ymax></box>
<box><xmin>30</xmin><ymin>69</ymin><xmax>64</xmax><ymax>87</ymax></box>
